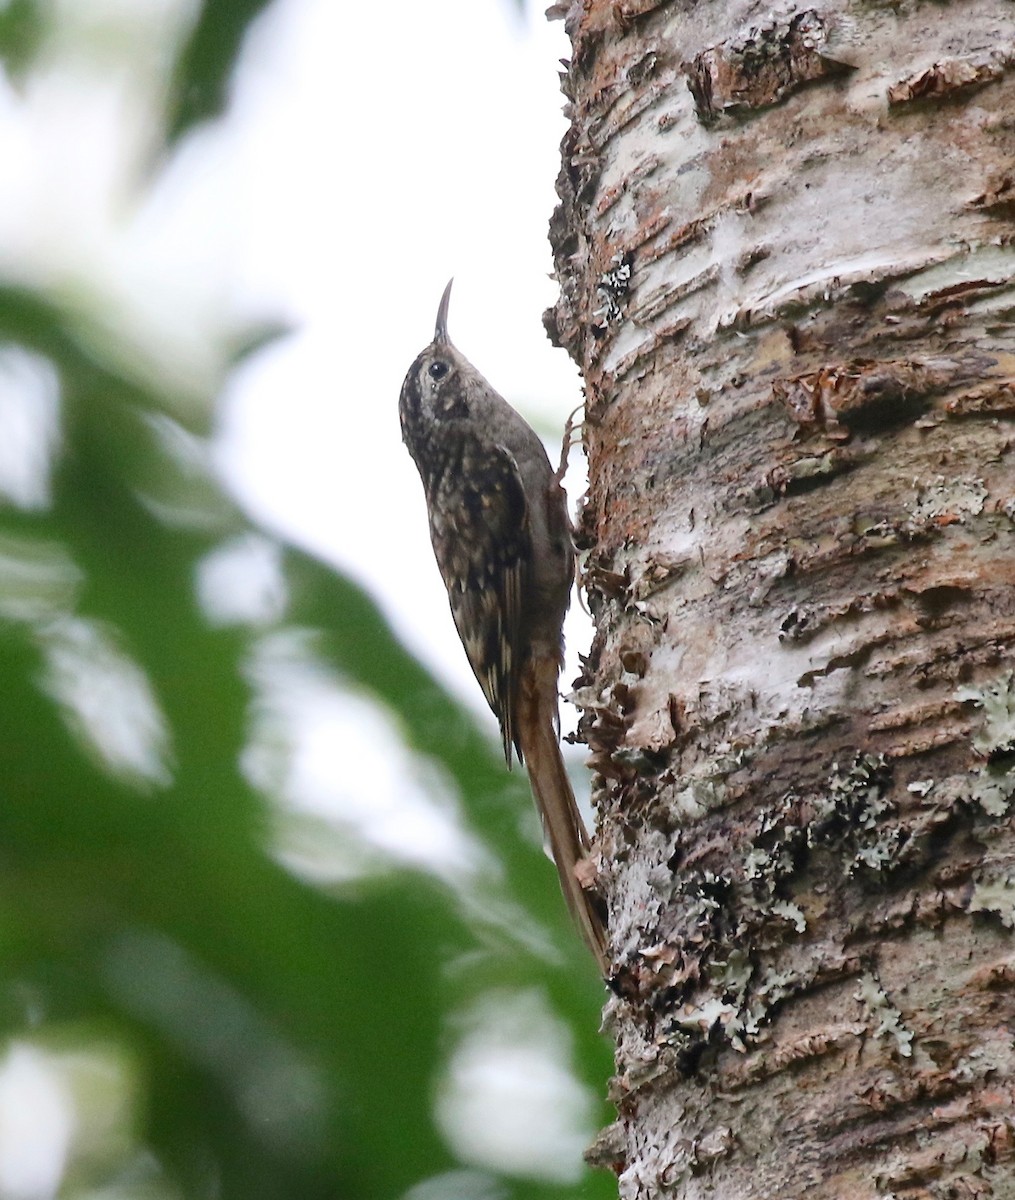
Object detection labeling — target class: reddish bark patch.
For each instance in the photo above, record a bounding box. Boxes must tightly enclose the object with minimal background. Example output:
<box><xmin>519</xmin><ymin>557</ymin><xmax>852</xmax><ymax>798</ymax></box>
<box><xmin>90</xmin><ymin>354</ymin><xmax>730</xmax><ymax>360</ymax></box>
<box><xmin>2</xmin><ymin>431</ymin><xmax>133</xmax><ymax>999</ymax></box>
<box><xmin>968</xmin><ymin>173</ymin><xmax>1015</xmax><ymax>217</ymax></box>
<box><xmin>774</xmin><ymin>360</ymin><xmax>946</xmax><ymax>434</ymax></box>
<box><xmin>945</xmin><ymin>380</ymin><xmax>1015</xmax><ymax>419</ymax></box>
<box><xmin>888</xmin><ymin>50</ymin><xmax>1014</xmax><ymax>106</ymax></box>
<box><xmin>684</xmin><ymin>11</ymin><xmax>855</xmax><ymax>123</ymax></box>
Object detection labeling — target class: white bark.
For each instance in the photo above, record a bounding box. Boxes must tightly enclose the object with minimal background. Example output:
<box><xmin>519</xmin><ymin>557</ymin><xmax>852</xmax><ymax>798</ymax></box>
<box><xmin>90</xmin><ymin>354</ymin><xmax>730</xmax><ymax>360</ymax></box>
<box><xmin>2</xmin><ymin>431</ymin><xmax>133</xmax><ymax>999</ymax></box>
<box><xmin>549</xmin><ymin>0</ymin><xmax>1015</xmax><ymax>1196</ymax></box>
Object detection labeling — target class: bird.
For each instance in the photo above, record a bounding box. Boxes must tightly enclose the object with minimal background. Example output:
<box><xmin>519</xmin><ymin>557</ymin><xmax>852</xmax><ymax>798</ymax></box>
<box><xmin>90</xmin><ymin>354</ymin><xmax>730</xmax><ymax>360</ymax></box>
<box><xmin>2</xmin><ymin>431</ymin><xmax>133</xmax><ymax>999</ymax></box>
<box><xmin>398</xmin><ymin>279</ymin><xmax>607</xmax><ymax>973</ymax></box>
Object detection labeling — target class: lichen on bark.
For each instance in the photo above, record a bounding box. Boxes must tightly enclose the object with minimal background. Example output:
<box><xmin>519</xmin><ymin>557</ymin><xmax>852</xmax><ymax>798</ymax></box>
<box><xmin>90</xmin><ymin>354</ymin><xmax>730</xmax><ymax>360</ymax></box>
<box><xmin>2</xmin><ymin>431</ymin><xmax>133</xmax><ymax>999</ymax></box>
<box><xmin>548</xmin><ymin>0</ymin><xmax>1015</xmax><ymax>1196</ymax></box>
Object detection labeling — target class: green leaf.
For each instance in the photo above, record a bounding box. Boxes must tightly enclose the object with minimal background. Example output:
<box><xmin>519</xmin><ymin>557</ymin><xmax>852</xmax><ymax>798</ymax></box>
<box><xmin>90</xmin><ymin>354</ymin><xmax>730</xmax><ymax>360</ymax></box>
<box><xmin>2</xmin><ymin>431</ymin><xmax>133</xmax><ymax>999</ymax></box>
<box><xmin>168</xmin><ymin>0</ymin><xmax>279</xmax><ymax>141</ymax></box>
<box><xmin>0</xmin><ymin>0</ymin><xmax>44</xmax><ymax>82</ymax></box>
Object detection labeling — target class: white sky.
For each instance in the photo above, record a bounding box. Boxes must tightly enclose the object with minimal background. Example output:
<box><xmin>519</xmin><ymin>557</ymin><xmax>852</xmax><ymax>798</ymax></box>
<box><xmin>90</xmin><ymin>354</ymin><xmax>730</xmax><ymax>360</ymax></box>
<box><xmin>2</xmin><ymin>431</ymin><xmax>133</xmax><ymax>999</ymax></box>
<box><xmin>0</xmin><ymin>0</ymin><xmax>602</xmax><ymax>874</ymax></box>
<box><xmin>0</xmin><ymin>0</ymin><xmax>603</xmax><ymax>879</ymax></box>
<box><xmin>0</xmin><ymin>0</ymin><xmax>589</xmax><ymax>737</ymax></box>
<box><xmin>215</xmin><ymin>0</ymin><xmax>590</xmax><ymax>730</ymax></box>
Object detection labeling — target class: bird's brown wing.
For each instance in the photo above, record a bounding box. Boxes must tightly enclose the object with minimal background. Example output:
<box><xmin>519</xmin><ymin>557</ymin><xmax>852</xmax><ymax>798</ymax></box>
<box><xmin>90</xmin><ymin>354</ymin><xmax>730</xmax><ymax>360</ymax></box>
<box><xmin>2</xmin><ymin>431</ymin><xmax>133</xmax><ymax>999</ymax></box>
<box><xmin>428</xmin><ymin>437</ymin><xmax>529</xmax><ymax>765</ymax></box>
<box><xmin>428</xmin><ymin>434</ymin><xmax>608</xmax><ymax>973</ymax></box>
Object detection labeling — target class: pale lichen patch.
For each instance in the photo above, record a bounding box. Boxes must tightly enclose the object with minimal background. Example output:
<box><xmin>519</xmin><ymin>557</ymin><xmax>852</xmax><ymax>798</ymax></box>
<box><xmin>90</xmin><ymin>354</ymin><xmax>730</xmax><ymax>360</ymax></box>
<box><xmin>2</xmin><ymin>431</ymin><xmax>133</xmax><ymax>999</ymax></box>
<box><xmin>854</xmin><ymin>971</ymin><xmax>915</xmax><ymax>1058</ymax></box>
<box><xmin>956</xmin><ymin>672</ymin><xmax>1015</xmax><ymax>758</ymax></box>
<box><xmin>969</xmin><ymin>873</ymin><xmax>1015</xmax><ymax>929</ymax></box>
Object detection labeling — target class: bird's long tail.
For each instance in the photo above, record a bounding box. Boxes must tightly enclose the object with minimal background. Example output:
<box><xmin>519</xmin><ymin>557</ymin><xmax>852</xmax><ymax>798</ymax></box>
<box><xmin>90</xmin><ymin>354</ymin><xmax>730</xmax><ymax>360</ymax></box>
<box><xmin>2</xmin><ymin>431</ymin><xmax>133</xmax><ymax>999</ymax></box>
<box><xmin>517</xmin><ymin>654</ymin><xmax>608</xmax><ymax>975</ymax></box>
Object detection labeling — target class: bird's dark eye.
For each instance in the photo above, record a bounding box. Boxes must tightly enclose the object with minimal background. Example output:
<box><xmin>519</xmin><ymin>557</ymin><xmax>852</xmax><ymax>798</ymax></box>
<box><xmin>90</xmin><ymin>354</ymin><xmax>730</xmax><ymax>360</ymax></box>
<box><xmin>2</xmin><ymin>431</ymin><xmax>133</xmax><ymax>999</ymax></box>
<box><xmin>428</xmin><ymin>361</ymin><xmax>449</xmax><ymax>380</ymax></box>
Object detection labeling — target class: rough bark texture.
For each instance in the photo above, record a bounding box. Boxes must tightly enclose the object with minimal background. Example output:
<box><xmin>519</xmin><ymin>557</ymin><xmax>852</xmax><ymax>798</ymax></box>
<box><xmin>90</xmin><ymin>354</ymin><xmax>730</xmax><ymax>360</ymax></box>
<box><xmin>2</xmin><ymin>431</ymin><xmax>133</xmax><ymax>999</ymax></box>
<box><xmin>547</xmin><ymin>1</ymin><xmax>1015</xmax><ymax>1197</ymax></box>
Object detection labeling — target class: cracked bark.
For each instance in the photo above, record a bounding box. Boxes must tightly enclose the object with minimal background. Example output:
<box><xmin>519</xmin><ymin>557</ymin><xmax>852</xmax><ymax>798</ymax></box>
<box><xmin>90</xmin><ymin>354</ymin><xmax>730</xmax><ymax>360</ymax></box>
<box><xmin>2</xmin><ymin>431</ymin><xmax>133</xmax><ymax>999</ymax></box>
<box><xmin>547</xmin><ymin>1</ymin><xmax>1015</xmax><ymax>1197</ymax></box>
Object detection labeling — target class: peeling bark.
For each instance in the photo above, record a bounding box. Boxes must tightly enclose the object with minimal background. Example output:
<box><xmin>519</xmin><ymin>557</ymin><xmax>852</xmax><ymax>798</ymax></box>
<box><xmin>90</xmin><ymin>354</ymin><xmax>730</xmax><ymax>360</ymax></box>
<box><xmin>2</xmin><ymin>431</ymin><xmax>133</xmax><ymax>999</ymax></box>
<box><xmin>548</xmin><ymin>0</ymin><xmax>1015</xmax><ymax>1196</ymax></box>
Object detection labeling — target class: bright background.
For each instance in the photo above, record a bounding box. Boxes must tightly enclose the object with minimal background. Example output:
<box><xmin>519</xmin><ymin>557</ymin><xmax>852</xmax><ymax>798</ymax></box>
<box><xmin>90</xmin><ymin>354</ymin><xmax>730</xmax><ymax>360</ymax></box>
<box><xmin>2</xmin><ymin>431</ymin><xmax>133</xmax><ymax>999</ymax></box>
<box><xmin>0</xmin><ymin>0</ymin><xmax>585</xmax><ymax>720</ymax></box>
<box><xmin>218</xmin><ymin>0</ymin><xmax>588</xmax><ymax>708</ymax></box>
<box><xmin>0</xmin><ymin>2</ymin><xmax>614</xmax><ymax>1199</ymax></box>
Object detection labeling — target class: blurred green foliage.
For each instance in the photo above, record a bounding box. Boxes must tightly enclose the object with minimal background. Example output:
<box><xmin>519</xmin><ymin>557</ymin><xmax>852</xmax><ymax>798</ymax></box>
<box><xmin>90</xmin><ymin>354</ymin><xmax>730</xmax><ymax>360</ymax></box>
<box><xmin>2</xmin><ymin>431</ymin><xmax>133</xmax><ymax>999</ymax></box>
<box><xmin>0</xmin><ymin>3</ymin><xmax>611</xmax><ymax>1198</ymax></box>
<box><xmin>169</xmin><ymin>0</ymin><xmax>280</xmax><ymax>138</ymax></box>
<box><xmin>0</xmin><ymin>0</ymin><xmax>43</xmax><ymax>80</ymax></box>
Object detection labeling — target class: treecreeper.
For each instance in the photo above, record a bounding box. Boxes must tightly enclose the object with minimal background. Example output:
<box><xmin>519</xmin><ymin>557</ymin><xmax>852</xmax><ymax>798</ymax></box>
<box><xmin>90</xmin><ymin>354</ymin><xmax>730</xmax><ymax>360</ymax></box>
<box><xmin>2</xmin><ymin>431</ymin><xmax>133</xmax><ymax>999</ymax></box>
<box><xmin>398</xmin><ymin>279</ymin><xmax>608</xmax><ymax>974</ymax></box>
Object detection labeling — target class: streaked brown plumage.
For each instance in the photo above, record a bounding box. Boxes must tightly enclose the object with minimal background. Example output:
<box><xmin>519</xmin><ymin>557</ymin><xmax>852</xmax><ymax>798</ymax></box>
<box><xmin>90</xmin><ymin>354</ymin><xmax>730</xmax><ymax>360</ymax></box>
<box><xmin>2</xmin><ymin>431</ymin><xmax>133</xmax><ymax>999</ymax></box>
<box><xmin>399</xmin><ymin>280</ymin><xmax>607</xmax><ymax>973</ymax></box>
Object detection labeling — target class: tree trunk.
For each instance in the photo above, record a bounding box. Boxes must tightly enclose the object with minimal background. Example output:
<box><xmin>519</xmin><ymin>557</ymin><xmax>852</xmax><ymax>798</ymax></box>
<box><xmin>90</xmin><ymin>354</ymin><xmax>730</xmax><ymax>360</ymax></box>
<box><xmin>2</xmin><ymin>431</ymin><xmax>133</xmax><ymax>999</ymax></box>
<box><xmin>547</xmin><ymin>1</ymin><xmax>1015</xmax><ymax>1196</ymax></box>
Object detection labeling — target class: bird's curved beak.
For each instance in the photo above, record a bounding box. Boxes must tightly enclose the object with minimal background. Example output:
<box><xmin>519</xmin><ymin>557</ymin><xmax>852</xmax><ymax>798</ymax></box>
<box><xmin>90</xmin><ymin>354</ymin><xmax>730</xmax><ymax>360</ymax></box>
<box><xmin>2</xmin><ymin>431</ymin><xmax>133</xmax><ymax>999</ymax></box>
<box><xmin>434</xmin><ymin>278</ymin><xmax>453</xmax><ymax>344</ymax></box>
